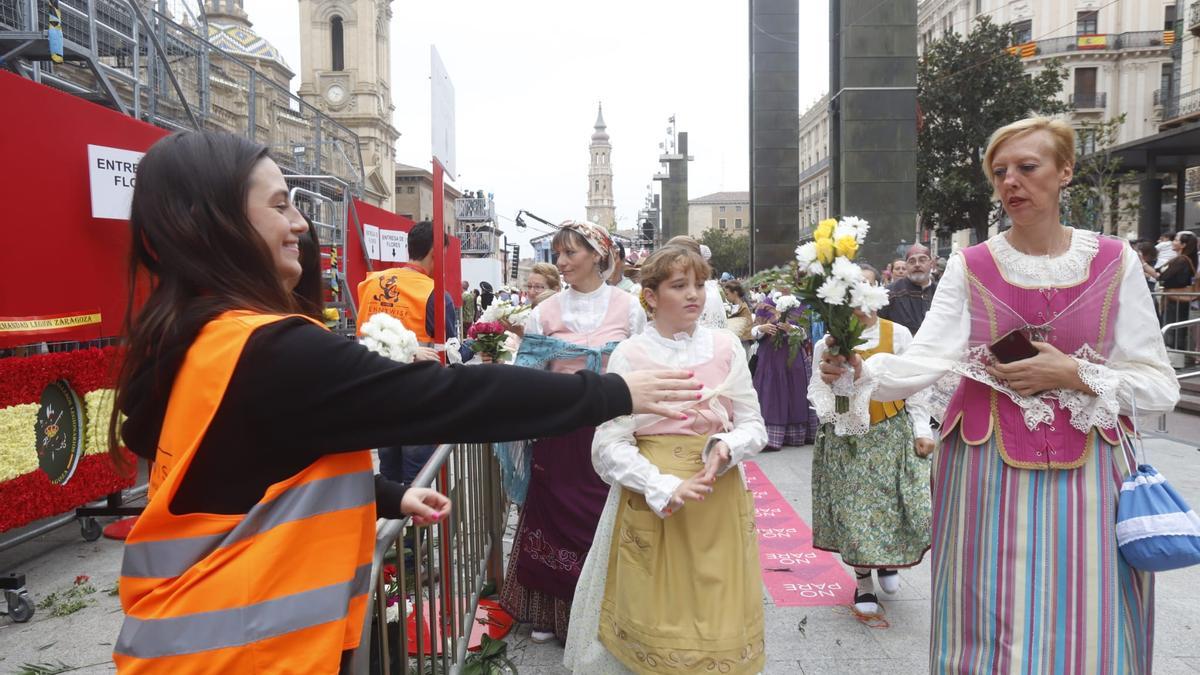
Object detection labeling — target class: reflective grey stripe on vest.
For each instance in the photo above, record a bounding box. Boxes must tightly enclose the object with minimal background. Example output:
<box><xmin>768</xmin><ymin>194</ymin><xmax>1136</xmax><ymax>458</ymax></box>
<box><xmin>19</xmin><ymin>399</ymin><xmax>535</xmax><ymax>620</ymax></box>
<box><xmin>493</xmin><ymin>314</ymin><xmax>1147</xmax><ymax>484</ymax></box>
<box><xmin>114</xmin><ymin>562</ymin><xmax>372</xmax><ymax>659</ymax></box>
<box><xmin>122</xmin><ymin>470</ymin><xmax>374</xmax><ymax>579</ymax></box>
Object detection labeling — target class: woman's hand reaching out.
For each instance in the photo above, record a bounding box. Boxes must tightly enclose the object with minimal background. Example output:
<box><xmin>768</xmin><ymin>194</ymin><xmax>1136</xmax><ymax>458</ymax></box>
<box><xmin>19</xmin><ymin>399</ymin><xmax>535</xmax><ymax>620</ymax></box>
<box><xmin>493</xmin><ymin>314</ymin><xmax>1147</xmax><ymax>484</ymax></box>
<box><xmin>622</xmin><ymin>370</ymin><xmax>703</xmax><ymax>420</ymax></box>
<box><xmin>401</xmin><ymin>488</ymin><xmax>452</xmax><ymax>526</ymax></box>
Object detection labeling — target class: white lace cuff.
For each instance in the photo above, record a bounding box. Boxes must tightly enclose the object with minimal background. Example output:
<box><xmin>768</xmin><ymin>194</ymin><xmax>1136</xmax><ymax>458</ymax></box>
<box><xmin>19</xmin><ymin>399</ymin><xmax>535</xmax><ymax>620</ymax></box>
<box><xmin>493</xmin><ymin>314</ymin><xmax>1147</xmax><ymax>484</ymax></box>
<box><xmin>644</xmin><ymin>474</ymin><xmax>684</xmax><ymax>518</ymax></box>
<box><xmin>809</xmin><ymin>374</ymin><xmax>875</xmax><ymax>436</ymax></box>
<box><xmin>1058</xmin><ymin>359</ymin><xmax>1122</xmax><ymax>434</ymax></box>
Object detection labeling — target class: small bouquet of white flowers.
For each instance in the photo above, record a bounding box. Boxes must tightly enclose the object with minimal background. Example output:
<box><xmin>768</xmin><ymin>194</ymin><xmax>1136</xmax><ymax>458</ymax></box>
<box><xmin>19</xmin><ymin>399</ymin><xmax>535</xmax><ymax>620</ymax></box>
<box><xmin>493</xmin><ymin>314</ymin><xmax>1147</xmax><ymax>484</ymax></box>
<box><xmin>359</xmin><ymin>312</ymin><xmax>420</xmax><ymax>364</ymax></box>
<box><xmin>480</xmin><ymin>299</ymin><xmax>531</xmax><ymax>326</ymax></box>
<box><xmin>794</xmin><ymin>216</ymin><xmax>888</xmax><ymax>412</ymax></box>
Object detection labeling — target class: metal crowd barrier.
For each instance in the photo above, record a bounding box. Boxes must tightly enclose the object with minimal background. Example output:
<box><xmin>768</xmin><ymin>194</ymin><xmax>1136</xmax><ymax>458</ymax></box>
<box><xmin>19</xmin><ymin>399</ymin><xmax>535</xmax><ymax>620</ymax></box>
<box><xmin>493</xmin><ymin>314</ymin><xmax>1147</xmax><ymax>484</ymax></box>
<box><xmin>1156</xmin><ymin>315</ymin><xmax>1200</xmax><ymax>433</ymax></box>
<box><xmin>349</xmin><ymin>442</ymin><xmax>508</xmax><ymax>675</ymax></box>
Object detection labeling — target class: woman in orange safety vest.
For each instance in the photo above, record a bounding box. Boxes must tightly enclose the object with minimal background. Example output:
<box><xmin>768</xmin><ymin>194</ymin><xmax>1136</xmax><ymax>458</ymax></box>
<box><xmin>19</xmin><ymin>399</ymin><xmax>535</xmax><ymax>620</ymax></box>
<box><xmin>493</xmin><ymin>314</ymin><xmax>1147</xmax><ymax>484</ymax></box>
<box><xmin>107</xmin><ymin>130</ymin><xmax>699</xmax><ymax>674</ymax></box>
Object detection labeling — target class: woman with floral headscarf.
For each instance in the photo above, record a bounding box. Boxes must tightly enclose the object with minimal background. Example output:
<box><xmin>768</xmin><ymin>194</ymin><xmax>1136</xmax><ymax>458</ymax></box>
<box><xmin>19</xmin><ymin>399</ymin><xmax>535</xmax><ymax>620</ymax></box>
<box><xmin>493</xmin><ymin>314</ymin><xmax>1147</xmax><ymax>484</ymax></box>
<box><xmin>499</xmin><ymin>220</ymin><xmax>648</xmax><ymax>644</ymax></box>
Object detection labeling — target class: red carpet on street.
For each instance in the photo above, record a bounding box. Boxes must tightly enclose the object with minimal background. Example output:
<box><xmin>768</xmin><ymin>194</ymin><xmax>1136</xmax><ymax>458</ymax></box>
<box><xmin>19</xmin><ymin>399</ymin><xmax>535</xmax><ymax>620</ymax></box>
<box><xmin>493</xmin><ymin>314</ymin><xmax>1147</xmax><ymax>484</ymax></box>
<box><xmin>744</xmin><ymin>461</ymin><xmax>854</xmax><ymax>607</ymax></box>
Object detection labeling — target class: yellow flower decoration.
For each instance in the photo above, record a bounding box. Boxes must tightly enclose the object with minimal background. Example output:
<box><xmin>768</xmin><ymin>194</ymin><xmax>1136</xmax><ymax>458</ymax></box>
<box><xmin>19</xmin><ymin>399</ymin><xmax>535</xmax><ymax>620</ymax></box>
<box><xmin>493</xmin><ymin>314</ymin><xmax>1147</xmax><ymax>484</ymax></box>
<box><xmin>84</xmin><ymin>389</ymin><xmax>117</xmax><ymax>457</ymax></box>
<box><xmin>815</xmin><ymin>238</ymin><xmax>835</xmax><ymax>264</ymax></box>
<box><xmin>0</xmin><ymin>403</ymin><xmax>39</xmax><ymax>483</ymax></box>
<box><xmin>814</xmin><ymin>219</ymin><xmax>836</xmax><ymax>241</ymax></box>
<box><xmin>835</xmin><ymin>235</ymin><xmax>858</xmax><ymax>260</ymax></box>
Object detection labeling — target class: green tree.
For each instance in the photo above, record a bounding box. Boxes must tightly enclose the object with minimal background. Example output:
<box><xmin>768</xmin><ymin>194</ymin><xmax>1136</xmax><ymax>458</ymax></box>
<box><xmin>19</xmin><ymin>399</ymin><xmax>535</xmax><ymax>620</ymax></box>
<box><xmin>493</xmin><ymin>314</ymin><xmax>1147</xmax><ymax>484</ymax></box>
<box><xmin>700</xmin><ymin>228</ymin><xmax>750</xmax><ymax>278</ymax></box>
<box><xmin>1063</xmin><ymin>114</ymin><xmax>1139</xmax><ymax>234</ymax></box>
<box><xmin>917</xmin><ymin>16</ymin><xmax>1068</xmax><ymax>242</ymax></box>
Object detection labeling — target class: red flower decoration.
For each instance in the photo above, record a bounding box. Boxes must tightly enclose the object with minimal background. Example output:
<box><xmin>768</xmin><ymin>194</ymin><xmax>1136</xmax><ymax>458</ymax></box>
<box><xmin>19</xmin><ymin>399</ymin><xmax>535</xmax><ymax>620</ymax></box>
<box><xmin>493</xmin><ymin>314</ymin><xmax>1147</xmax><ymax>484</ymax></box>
<box><xmin>467</xmin><ymin>321</ymin><xmax>505</xmax><ymax>339</ymax></box>
<box><xmin>74</xmin><ymin>575</ymin><xmax>90</xmax><ymax>586</ymax></box>
<box><xmin>0</xmin><ymin>346</ymin><xmax>122</xmax><ymax>409</ymax></box>
<box><xmin>0</xmin><ymin>451</ymin><xmax>136</xmax><ymax>533</ymax></box>
<box><xmin>383</xmin><ymin>563</ymin><xmax>397</xmax><ymax>581</ymax></box>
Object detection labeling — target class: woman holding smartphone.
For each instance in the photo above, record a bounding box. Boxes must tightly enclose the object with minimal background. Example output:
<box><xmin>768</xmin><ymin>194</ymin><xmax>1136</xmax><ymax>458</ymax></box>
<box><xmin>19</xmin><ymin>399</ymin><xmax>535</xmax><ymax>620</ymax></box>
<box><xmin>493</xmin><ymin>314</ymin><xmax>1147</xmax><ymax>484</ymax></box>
<box><xmin>820</xmin><ymin>117</ymin><xmax>1177</xmax><ymax>674</ymax></box>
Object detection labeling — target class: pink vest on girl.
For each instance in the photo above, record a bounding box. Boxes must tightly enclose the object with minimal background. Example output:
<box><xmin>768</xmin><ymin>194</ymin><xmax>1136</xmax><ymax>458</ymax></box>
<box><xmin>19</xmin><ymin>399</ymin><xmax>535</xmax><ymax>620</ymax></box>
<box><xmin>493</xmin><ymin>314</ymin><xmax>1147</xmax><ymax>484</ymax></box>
<box><xmin>537</xmin><ymin>288</ymin><xmax>634</xmax><ymax>374</ymax></box>
<box><xmin>623</xmin><ymin>330</ymin><xmax>735</xmax><ymax>437</ymax></box>
<box><xmin>941</xmin><ymin>236</ymin><xmax>1127</xmax><ymax>469</ymax></box>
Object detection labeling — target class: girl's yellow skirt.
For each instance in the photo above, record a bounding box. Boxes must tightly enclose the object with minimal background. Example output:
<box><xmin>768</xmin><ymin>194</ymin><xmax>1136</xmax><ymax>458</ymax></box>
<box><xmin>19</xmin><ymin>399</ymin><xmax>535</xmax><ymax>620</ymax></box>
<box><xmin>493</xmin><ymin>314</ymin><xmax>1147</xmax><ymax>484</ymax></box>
<box><xmin>598</xmin><ymin>435</ymin><xmax>765</xmax><ymax>674</ymax></box>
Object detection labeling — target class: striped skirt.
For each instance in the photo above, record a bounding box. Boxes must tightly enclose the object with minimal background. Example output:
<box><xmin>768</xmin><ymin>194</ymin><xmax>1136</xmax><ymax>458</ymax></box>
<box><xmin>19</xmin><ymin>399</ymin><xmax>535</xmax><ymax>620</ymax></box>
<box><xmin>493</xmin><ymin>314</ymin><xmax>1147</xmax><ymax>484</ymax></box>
<box><xmin>930</xmin><ymin>432</ymin><xmax>1154</xmax><ymax>674</ymax></box>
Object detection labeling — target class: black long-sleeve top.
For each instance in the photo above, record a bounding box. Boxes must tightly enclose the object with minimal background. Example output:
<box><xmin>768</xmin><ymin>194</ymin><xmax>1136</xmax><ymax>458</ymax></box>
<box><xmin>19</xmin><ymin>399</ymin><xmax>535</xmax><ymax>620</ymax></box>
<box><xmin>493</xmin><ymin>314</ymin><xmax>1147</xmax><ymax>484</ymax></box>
<box><xmin>120</xmin><ymin>318</ymin><xmax>632</xmax><ymax>518</ymax></box>
<box><xmin>1160</xmin><ymin>255</ymin><xmax>1197</xmax><ymax>290</ymax></box>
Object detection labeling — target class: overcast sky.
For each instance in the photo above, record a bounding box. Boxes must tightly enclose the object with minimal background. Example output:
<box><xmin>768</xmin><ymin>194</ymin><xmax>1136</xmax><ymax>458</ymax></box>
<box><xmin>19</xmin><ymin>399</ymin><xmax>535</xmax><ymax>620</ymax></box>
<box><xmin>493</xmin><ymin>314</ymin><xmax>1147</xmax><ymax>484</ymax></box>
<box><xmin>244</xmin><ymin>0</ymin><xmax>830</xmax><ymax>254</ymax></box>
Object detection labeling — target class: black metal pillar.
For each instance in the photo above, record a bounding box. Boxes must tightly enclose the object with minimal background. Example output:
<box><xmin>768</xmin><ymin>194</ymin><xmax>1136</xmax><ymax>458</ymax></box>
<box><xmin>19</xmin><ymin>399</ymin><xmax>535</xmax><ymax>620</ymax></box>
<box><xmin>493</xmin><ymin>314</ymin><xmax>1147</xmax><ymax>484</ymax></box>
<box><xmin>749</xmin><ymin>0</ymin><xmax>800</xmax><ymax>272</ymax></box>
<box><xmin>831</xmin><ymin>0</ymin><xmax>919</xmax><ymax>267</ymax></box>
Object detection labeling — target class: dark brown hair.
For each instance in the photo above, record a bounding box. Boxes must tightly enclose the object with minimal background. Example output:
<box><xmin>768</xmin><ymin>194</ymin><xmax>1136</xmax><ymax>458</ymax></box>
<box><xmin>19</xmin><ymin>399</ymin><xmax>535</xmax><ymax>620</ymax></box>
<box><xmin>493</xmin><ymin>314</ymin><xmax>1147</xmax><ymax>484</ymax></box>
<box><xmin>292</xmin><ymin>213</ymin><xmax>325</xmax><ymax>319</ymax></box>
<box><xmin>108</xmin><ymin>131</ymin><xmax>298</xmax><ymax>469</ymax></box>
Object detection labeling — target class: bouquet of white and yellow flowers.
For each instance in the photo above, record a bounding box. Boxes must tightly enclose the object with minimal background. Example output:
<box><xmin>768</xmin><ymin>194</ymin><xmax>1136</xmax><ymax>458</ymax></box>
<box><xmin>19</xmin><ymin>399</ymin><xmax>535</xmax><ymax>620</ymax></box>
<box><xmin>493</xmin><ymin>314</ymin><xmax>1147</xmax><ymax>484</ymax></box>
<box><xmin>794</xmin><ymin>216</ymin><xmax>888</xmax><ymax>412</ymax></box>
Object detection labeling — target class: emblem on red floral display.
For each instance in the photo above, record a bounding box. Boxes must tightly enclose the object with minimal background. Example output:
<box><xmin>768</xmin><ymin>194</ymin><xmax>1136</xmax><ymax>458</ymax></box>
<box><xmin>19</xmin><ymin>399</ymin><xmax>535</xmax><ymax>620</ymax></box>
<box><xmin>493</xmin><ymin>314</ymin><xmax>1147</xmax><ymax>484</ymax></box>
<box><xmin>35</xmin><ymin>379</ymin><xmax>84</xmax><ymax>485</ymax></box>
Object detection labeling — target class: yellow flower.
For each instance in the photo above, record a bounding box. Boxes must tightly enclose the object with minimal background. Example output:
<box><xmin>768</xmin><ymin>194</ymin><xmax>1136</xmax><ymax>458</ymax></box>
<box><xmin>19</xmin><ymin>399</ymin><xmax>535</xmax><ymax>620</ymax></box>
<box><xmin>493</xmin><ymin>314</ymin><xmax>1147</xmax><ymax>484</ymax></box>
<box><xmin>815</xmin><ymin>238</ymin><xmax>835</xmax><ymax>264</ymax></box>
<box><xmin>323</xmin><ymin>307</ymin><xmax>341</xmax><ymax>322</ymax></box>
<box><xmin>0</xmin><ymin>403</ymin><xmax>39</xmax><ymax>483</ymax></box>
<box><xmin>814</xmin><ymin>218</ymin><xmax>836</xmax><ymax>241</ymax></box>
<box><xmin>835</xmin><ymin>235</ymin><xmax>858</xmax><ymax>260</ymax></box>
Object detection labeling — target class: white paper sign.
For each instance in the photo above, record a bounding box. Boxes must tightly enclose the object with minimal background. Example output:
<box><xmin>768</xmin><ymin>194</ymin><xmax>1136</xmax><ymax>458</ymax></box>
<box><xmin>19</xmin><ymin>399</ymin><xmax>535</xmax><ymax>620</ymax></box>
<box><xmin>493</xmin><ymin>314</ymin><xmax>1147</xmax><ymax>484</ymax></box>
<box><xmin>363</xmin><ymin>224</ymin><xmax>381</xmax><ymax>260</ymax></box>
<box><xmin>379</xmin><ymin>229</ymin><xmax>409</xmax><ymax>263</ymax></box>
<box><xmin>430</xmin><ymin>46</ymin><xmax>457</xmax><ymax>181</ymax></box>
<box><xmin>88</xmin><ymin>144</ymin><xmax>145</xmax><ymax>220</ymax></box>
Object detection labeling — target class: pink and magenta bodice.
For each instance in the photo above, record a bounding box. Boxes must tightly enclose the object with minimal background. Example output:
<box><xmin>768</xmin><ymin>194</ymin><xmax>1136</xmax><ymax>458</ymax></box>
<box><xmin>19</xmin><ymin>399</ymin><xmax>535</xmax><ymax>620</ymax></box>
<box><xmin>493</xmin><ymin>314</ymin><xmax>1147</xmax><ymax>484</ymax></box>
<box><xmin>942</xmin><ymin>236</ymin><xmax>1127</xmax><ymax>469</ymax></box>
<box><xmin>623</xmin><ymin>330</ymin><xmax>735</xmax><ymax>437</ymax></box>
<box><xmin>537</xmin><ymin>289</ymin><xmax>633</xmax><ymax>374</ymax></box>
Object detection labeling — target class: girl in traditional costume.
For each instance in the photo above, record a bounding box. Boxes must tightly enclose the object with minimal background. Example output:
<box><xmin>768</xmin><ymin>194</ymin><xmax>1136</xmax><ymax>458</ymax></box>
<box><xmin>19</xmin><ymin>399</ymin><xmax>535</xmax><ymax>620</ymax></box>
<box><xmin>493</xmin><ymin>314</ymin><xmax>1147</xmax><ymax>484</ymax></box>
<box><xmin>819</xmin><ymin>117</ymin><xmax>1179</xmax><ymax>673</ymax></box>
<box><xmin>565</xmin><ymin>245</ymin><xmax>767</xmax><ymax>674</ymax></box>
<box><xmin>499</xmin><ymin>221</ymin><xmax>648</xmax><ymax>644</ymax></box>
<box><xmin>809</xmin><ymin>264</ymin><xmax>933</xmax><ymax>617</ymax></box>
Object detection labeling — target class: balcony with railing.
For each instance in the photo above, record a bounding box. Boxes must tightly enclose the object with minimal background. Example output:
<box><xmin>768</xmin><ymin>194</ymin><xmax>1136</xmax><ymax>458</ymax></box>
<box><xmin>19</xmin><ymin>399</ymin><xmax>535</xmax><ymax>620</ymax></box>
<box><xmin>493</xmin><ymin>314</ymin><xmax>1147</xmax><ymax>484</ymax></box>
<box><xmin>1161</xmin><ymin>88</ymin><xmax>1200</xmax><ymax>128</ymax></box>
<box><xmin>1008</xmin><ymin>30</ymin><xmax>1174</xmax><ymax>60</ymax></box>
<box><xmin>1190</xmin><ymin>0</ymin><xmax>1200</xmax><ymax>36</ymax></box>
<box><xmin>1069</xmin><ymin>92</ymin><xmax>1107</xmax><ymax>110</ymax></box>
<box><xmin>454</xmin><ymin>197</ymin><xmax>496</xmax><ymax>223</ymax></box>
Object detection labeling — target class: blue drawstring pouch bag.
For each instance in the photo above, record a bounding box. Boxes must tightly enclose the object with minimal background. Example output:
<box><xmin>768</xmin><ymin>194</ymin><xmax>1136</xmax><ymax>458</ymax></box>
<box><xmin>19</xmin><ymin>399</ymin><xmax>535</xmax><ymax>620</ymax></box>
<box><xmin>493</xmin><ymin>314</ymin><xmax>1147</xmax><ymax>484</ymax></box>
<box><xmin>1115</xmin><ymin>407</ymin><xmax>1200</xmax><ymax>572</ymax></box>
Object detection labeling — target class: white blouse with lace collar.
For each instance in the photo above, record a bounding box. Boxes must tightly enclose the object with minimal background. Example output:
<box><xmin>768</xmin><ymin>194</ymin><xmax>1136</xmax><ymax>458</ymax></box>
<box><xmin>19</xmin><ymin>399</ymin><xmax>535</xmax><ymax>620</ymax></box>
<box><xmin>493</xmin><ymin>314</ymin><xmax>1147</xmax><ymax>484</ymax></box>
<box><xmin>522</xmin><ymin>283</ymin><xmax>646</xmax><ymax>337</ymax></box>
<box><xmin>853</xmin><ymin>228</ymin><xmax>1178</xmax><ymax>437</ymax></box>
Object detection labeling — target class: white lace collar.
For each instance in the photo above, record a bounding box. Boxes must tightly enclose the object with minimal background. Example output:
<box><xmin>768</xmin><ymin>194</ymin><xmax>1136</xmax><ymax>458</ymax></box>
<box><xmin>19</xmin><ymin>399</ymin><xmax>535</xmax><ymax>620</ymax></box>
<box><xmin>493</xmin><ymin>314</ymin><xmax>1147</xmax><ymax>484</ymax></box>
<box><xmin>645</xmin><ymin>323</ymin><xmax>707</xmax><ymax>349</ymax></box>
<box><xmin>986</xmin><ymin>227</ymin><xmax>1099</xmax><ymax>287</ymax></box>
<box><xmin>564</xmin><ymin>282</ymin><xmax>610</xmax><ymax>301</ymax></box>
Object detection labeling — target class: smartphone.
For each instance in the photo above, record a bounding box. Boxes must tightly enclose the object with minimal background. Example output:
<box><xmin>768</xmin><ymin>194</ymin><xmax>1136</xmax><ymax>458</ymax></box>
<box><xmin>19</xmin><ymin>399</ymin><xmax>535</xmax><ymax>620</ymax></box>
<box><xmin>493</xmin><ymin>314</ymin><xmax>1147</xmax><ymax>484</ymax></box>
<box><xmin>989</xmin><ymin>329</ymin><xmax>1039</xmax><ymax>364</ymax></box>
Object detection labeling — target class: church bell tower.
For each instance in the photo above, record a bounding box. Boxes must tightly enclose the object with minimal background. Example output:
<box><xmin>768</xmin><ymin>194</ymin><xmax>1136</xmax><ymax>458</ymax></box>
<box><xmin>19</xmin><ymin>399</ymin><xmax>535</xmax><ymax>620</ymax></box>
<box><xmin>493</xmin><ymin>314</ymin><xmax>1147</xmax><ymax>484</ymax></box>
<box><xmin>297</xmin><ymin>0</ymin><xmax>399</xmax><ymax>209</ymax></box>
<box><xmin>587</xmin><ymin>103</ymin><xmax>616</xmax><ymax>230</ymax></box>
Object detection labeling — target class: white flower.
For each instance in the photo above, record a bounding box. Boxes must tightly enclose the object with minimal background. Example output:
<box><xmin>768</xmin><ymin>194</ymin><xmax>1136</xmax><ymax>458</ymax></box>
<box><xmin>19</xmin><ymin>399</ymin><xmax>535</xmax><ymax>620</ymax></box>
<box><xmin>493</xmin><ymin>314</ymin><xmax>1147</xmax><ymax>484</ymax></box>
<box><xmin>806</xmin><ymin>261</ymin><xmax>826</xmax><ymax>277</ymax></box>
<box><xmin>359</xmin><ymin>313</ymin><xmax>419</xmax><ymax>363</ymax></box>
<box><xmin>839</xmin><ymin>216</ymin><xmax>870</xmax><ymax>243</ymax></box>
<box><xmin>849</xmin><ymin>281</ymin><xmax>890</xmax><ymax>313</ymax></box>
<box><xmin>833</xmin><ymin>222</ymin><xmax>858</xmax><ymax>242</ymax></box>
<box><xmin>830</xmin><ymin>257</ymin><xmax>863</xmax><ymax>284</ymax></box>
<box><xmin>480</xmin><ymin>299</ymin><xmax>531</xmax><ymax>324</ymax></box>
<box><xmin>795</xmin><ymin>242</ymin><xmax>817</xmax><ymax>266</ymax></box>
<box><xmin>775</xmin><ymin>294</ymin><xmax>801</xmax><ymax>313</ymax></box>
<box><xmin>816</xmin><ymin>278</ymin><xmax>849</xmax><ymax>306</ymax></box>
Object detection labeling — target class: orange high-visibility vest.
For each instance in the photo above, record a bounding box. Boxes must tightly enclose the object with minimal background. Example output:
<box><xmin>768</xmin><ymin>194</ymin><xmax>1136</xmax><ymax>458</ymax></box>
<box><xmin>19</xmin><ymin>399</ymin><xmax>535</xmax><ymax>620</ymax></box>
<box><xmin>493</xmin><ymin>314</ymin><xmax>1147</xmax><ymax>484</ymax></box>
<box><xmin>115</xmin><ymin>311</ymin><xmax>375</xmax><ymax>673</ymax></box>
<box><xmin>856</xmin><ymin>318</ymin><xmax>907</xmax><ymax>425</ymax></box>
<box><xmin>356</xmin><ymin>266</ymin><xmax>435</xmax><ymax>343</ymax></box>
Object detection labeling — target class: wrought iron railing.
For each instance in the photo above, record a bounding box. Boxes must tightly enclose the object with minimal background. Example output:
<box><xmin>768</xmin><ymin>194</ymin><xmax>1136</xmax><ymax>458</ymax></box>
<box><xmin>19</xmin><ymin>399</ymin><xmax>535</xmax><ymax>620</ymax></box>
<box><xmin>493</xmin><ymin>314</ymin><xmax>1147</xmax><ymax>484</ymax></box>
<box><xmin>1163</xmin><ymin>87</ymin><xmax>1200</xmax><ymax>123</ymax></box>
<box><xmin>1008</xmin><ymin>30</ymin><xmax>1173</xmax><ymax>59</ymax></box>
<box><xmin>1069</xmin><ymin>92</ymin><xmax>1107</xmax><ymax>110</ymax></box>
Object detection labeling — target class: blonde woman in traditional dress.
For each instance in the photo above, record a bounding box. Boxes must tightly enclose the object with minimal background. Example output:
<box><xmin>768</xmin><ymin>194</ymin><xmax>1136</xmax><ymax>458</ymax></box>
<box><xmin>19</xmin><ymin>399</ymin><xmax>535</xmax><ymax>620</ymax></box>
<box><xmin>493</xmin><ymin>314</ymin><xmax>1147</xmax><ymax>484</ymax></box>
<box><xmin>820</xmin><ymin>117</ymin><xmax>1179</xmax><ymax>673</ymax></box>
<box><xmin>565</xmin><ymin>245</ymin><xmax>767</xmax><ymax>674</ymax></box>
<box><xmin>809</xmin><ymin>263</ymin><xmax>933</xmax><ymax>617</ymax></box>
<box><xmin>499</xmin><ymin>221</ymin><xmax>648</xmax><ymax>644</ymax></box>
